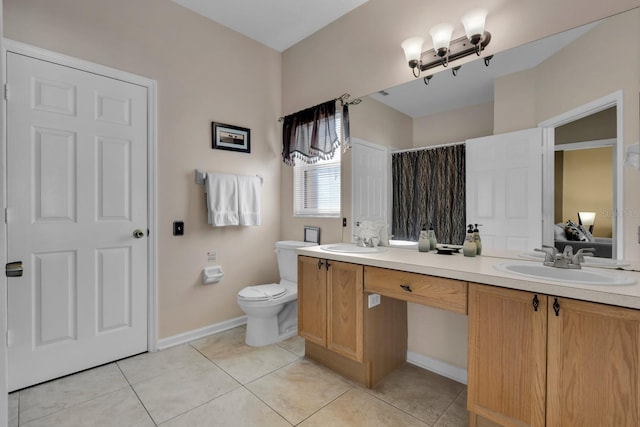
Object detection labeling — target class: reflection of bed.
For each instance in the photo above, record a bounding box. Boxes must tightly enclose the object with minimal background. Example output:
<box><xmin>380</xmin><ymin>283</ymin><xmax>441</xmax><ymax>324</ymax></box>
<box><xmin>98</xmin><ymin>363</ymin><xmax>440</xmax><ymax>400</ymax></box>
<box><xmin>553</xmin><ymin>223</ymin><xmax>612</xmax><ymax>258</ymax></box>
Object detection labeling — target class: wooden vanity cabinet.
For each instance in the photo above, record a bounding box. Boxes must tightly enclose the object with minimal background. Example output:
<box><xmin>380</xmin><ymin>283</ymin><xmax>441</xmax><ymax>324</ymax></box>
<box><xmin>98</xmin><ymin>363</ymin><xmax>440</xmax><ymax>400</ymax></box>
<box><xmin>298</xmin><ymin>255</ymin><xmax>363</xmax><ymax>361</ymax></box>
<box><xmin>298</xmin><ymin>255</ymin><xmax>407</xmax><ymax>387</ymax></box>
<box><xmin>468</xmin><ymin>283</ymin><xmax>640</xmax><ymax>427</ymax></box>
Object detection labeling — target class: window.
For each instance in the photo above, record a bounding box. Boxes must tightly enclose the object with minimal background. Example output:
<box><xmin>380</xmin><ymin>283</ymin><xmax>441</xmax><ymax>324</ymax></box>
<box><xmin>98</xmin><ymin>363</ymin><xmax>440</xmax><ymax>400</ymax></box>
<box><xmin>294</xmin><ymin>150</ymin><xmax>341</xmax><ymax>217</ymax></box>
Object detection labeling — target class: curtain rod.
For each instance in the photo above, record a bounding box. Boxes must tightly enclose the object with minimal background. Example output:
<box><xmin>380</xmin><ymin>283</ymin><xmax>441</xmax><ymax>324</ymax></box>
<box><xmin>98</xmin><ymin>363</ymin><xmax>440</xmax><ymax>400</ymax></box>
<box><xmin>277</xmin><ymin>93</ymin><xmax>362</xmax><ymax>122</ymax></box>
<box><xmin>391</xmin><ymin>141</ymin><xmax>465</xmax><ymax>154</ymax></box>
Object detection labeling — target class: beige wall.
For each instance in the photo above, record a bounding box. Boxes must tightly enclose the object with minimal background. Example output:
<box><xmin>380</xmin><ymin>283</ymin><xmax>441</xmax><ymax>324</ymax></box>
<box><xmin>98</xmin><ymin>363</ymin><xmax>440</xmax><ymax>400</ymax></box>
<box><xmin>413</xmin><ymin>102</ymin><xmax>494</xmax><ymax>147</ymax></box>
<box><xmin>4</xmin><ymin>0</ymin><xmax>283</xmax><ymax>339</ymax></box>
<box><xmin>561</xmin><ymin>147</ymin><xmax>614</xmax><ymax>237</ymax></box>
<box><xmin>281</xmin><ymin>0</ymin><xmax>640</xmax><ymax>114</ymax></box>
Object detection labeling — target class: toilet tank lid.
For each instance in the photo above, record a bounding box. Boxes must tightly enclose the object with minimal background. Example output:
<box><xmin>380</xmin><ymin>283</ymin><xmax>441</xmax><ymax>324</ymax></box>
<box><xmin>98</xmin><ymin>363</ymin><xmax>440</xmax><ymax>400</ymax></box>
<box><xmin>276</xmin><ymin>240</ymin><xmax>316</xmax><ymax>249</ymax></box>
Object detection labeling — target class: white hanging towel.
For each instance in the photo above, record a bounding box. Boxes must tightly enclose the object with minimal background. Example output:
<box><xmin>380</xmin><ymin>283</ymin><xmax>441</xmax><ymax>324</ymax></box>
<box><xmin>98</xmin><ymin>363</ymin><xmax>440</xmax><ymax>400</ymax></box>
<box><xmin>206</xmin><ymin>173</ymin><xmax>239</xmax><ymax>226</ymax></box>
<box><xmin>237</xmin><ymin>175</ymin><xmax>261</xmax><ymax>226</ymax></box>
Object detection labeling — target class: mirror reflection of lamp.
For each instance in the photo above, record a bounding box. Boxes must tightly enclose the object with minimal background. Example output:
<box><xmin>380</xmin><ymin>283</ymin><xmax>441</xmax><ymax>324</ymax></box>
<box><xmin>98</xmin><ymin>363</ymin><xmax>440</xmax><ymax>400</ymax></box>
<box><xmin>578</xmin><ymin>211</ymin><xmax>596</xmax><ymax>233</ymax></box>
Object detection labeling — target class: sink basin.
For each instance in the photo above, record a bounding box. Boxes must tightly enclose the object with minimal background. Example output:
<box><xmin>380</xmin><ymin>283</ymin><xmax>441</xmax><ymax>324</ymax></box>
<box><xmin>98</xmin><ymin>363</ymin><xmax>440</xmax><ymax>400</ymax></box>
<box><xmin>321</xmin><ymin>244</ymin><xmax>387</xmax><ymax>254</ymax></box>
<box><xmin>494</xmin><ymin>261</ymin><xmax>636</xmax><ymax>286</ymax></box>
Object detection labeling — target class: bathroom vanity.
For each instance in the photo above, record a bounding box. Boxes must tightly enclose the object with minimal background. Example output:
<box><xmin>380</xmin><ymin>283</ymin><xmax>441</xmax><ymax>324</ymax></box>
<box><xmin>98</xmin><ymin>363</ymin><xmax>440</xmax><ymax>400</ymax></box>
<box><xmin>296</xmin><ymin>246</ymin><xmax>640</xmax><ymax>427</ymax></box>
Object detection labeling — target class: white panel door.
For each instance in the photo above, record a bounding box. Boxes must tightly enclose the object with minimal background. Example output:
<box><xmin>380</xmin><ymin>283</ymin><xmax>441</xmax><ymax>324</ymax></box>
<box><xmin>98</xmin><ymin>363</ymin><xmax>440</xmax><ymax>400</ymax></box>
<box><xmin>6</xmin><ymin>52</ymin><xmax>148</xmax><ymax>391</ymax></box>
<box><xmin>351</xmin><ymin>139</ymin><xmax>388</xmax><ymax>236</ymax></box>
<box><xmin>466</xmin><ymin>128</ymin><xmax>543</xmax><ymax>252</ymax></box>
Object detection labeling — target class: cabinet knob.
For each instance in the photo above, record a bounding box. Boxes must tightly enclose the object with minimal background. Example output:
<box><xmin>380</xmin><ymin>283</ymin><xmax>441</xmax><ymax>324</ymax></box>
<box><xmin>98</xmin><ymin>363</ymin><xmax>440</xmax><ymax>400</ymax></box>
<box><xmin>553</xmin><ymin>298</ymin><xmax>560</xmax><ymax>316</ymax></box>
<box><xmin>317</xmin><ymin>259</ymin><xmax>324</xmax><ymax>269</ymax></box>
<box><xmin>532</xmin><ymin>294</ymin><xmax>539</xmax><ymax>311</ymax></box>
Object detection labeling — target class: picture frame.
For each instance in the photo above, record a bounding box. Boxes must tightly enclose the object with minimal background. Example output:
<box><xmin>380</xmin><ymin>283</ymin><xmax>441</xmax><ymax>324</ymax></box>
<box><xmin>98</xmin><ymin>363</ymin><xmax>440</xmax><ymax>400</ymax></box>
<box><xmin>304</xmin><ymin>226</ymin><xmax>321</xmax><ymax>244</ymax></box>
<box><xmin>212</xmin><ymin>122</ymin><xmax>251</xmax><ymax>153</ymax></box>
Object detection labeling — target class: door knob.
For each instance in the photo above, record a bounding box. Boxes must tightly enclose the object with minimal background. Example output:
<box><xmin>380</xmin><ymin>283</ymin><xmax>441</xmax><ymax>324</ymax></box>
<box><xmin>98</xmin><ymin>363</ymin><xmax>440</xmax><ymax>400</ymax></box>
<box><xmin>133</xmin><ymin>229</ymin><xmax>145</xmax><ymax>238</ymax></box>
<box><xmin>6</xmin><ymin>261</ymin><xmax>23</xmax><ymax>277</ymax></box>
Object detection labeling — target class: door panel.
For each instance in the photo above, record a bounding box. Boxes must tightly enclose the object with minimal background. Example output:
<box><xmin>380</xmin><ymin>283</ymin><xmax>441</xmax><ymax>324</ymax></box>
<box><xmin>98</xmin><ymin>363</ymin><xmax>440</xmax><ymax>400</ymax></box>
<box><xmin>466</xmin><ymin>128</ymin><xmax>543</xmax><ymax>252</ymax></box>
<box><xmin>467</xmin><ymin>284</ymin><xmax>547</xmax><ymax>427</ymax></box>
<box><xmin>6</xmin><ymin>52</ymin><xmax>148</xmax><ymax>391</ymax></box>
<box><xmin>352</xmin><ymin>139</ymin><xmax>388</xmax><ymax>237</ymax></box>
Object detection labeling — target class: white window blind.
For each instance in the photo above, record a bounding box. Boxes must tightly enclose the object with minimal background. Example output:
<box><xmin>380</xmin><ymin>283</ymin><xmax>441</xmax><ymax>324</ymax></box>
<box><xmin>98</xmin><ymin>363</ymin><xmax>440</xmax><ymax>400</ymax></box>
<box><xmin>294</xmin><ymin>151</ymin><xmax>341</xmax><ymax>217</ymax></box>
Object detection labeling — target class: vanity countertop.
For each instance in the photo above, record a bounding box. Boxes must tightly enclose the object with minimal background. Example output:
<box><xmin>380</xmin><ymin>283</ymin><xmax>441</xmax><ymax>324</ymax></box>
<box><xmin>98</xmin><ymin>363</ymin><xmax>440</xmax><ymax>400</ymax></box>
<box><xmin>296</xmin><ymin>245</ymin><xmax>640</xmax><ymax>310</ymax></box>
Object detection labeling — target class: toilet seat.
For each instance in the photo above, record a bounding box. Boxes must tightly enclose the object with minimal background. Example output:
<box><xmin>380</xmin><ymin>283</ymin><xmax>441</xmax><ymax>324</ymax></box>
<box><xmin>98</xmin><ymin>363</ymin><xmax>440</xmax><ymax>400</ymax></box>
<box><xmin>238</xmin><ymin>284</ymin><xmax>287</xmax><ymax>301</ymax></box>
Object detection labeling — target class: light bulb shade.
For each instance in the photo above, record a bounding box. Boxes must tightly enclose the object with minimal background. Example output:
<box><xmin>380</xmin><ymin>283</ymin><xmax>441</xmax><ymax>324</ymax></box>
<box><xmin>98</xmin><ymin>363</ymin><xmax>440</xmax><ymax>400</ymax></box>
<box><xmin>401</xmin><ymin>37</ymin><xmax>424</xmax><ymax>67</ymax></box>
<box><xmin>462</xmin><ymin>9</ymin><xmax>487</xmax><ymax>44</ymax></box>
<box><xmin>429</xmin><ymin>23</ymin><xmax>454</xmax><ymax>55</ymax></box>
<box><xmin>578</xmin><ymin>211</ymin><xmax>596</xmax><ymax>227</ymax></box>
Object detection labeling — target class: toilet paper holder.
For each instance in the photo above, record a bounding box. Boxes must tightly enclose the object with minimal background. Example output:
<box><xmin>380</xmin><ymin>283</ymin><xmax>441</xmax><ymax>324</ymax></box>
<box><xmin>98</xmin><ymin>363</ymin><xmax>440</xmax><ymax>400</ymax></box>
<box><xmin>203</xmin><ymin>265</ymin><xmax>224</xmax><ymax>284</ymax></box>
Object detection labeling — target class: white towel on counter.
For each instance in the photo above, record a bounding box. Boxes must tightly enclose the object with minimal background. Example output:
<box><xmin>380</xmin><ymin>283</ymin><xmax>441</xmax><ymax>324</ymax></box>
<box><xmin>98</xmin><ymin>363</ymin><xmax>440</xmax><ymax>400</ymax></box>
<box><xmin>206</xmin><ymin>173</ymin><xmax>239</xmax><ymax>226</ymax></box>
<box><xmin>237</xmin><ymin>175</ymin><xmax>261</xmax><ymax>226</ymax></box>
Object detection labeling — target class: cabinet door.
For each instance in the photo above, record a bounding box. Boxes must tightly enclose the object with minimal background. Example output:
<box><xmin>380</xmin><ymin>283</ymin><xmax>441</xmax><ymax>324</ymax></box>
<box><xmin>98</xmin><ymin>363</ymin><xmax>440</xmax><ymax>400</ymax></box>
<box><xmin>547</xmin><ymin>298</ymin><xmax>640</xmax><ymax>427</ymax></box>
<box><xmin>467</xmin><ymin>284</ymin><xmax>547</xmax><ymax>427</ymax></box>
<box><xmin>298</xmin><ymin>256</ymin><xmax>327</xmax><ymax>346</ymax></box>
<box><xmin>327</xmin><ymin>261</ymin><xmax>363</xmax><ymax>362</ymax></box>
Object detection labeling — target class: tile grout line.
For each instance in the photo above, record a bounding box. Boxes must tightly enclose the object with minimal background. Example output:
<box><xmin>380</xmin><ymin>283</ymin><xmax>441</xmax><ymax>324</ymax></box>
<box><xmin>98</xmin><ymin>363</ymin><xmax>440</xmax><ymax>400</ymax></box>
<box><xmin>431</xmin><ymin>387</ymin><xmax>467</xmax><ymax>426</ymax></box>
<box><xmin>293</xmin><ymin>386</ymin><xmax>355</xmax><ymax>426</ymax></box>
<box><xmin>189</xmin><ymin>343</ymin><xmax>300</xmax><ymax>426</ymax></box>
<box><xmin>14</xmin><ymin>363</ymin><xmax>131</xmax><ymax>426</ymax></box>
<box><xmin>356</xmin><ymin>385</ymin><xmax>434</xmax><ymax>426</ymax></box>
<box><xmin>114</xmin><ymin>362</ymin><xmax>159</xmax><ymax>426</ymax></box>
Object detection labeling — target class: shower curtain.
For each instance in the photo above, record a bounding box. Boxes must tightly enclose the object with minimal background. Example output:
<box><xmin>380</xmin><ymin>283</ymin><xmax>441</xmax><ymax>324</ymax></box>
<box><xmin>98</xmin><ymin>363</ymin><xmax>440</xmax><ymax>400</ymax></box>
<box><xmin>392</xmin><ymin>144</ymin><xmax>466</xmax><ymax>245</ymax></box>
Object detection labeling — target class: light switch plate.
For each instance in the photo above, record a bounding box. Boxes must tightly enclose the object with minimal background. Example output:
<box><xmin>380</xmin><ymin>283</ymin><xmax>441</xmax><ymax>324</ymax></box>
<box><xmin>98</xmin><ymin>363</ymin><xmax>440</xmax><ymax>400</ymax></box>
<box><xmin>173</xmin><ymin>221</ymin><xmax>184</xmax><ymax>236</ymax></box>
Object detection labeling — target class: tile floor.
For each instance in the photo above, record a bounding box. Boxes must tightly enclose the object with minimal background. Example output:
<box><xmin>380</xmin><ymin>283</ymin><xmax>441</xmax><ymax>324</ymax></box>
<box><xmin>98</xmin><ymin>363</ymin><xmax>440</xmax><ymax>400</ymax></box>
<box><xmin>8</xmin><ymin>326</ymin><xmax>468</xmax><ymax>426</ymax></box>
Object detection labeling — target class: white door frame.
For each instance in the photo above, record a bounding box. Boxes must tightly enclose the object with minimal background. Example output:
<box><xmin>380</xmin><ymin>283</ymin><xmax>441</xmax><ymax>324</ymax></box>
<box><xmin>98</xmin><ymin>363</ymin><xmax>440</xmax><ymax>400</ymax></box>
<box><xmin>1</xmin><ymin>40</ymin><xmax>159</xmax><ymax>365</ymax></box>
<box><xmin>538</xmin><ymin>90</ymin><xmax>624</xmax><ymax>259</ymax></box>
<box><xmin>0</xmin><ymin>2</ymin><xmax>7</xmax><ymax>423</ymax></box>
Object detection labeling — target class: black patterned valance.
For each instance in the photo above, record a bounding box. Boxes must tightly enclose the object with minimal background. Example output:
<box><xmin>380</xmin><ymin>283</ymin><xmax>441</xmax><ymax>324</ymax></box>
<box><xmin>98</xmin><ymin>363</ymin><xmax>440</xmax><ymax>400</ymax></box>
<box><xmin>282</xmin><ymin>100</ymin><xmax>348</xmax><ymax>166</ymax></box>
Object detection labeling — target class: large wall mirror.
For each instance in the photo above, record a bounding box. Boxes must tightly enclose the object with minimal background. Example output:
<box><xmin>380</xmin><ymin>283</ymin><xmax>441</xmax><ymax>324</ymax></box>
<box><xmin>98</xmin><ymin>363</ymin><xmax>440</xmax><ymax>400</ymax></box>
<box><xmin>352</xmin><ymin>7</ymin><xmax>638</xmax><ymax>259</ymax></box>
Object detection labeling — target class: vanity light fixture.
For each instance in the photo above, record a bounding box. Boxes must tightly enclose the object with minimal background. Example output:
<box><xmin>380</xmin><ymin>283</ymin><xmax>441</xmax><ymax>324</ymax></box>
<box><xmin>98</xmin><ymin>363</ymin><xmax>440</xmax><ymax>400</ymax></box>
<box><xmin>402</xmin><ymin>9</ymin><xmax>491</xmax><ymax>78</ymax></box>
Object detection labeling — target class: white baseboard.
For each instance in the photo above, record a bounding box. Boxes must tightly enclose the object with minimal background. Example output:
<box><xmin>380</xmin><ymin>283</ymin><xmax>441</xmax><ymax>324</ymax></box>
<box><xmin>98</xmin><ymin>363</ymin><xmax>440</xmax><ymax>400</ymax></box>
<box><xmin>157</xmin><ymin>315</ymin><xmax>247</xmax><ymax>350</ymax></box>
<box><xmin>406</xmin><ymin>351</ymin><xmax>468</xmax><ymax>385</ymax></box>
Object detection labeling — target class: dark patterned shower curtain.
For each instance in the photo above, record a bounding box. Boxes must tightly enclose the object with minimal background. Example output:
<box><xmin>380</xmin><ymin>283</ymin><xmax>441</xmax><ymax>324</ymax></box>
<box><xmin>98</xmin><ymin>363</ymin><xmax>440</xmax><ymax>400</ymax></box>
<box><xmin>392</xmin><ymin>144</ymin><xmax>466</xmax><ymax>245</ymax></box>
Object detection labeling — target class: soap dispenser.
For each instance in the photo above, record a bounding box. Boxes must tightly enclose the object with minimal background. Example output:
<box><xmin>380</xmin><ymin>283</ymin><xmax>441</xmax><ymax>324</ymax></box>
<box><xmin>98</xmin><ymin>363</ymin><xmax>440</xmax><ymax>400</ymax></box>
<box><xmin>418</xmin><ymin>225</ymin><xmax>430</xmax><ymax>252</ymax></box>
<box><xmin>463</xmin><ymin>224</ymin><xmax>477</xmax><ymax>257</ymax></box>
<box><xmin>427</xmin><ymin>225</ymin><xmax>437</xmax><ymax>251</ymax></box>
<box><xmin>473</xmin><ymin>224</ymin><xmax>482</xmax><ymax>255</ymax></box>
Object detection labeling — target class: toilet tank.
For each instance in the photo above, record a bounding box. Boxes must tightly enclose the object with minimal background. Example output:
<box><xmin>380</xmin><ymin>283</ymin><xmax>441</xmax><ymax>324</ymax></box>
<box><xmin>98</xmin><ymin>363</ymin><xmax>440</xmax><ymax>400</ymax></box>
<box><xmin>275</xmin><ymin>240</ymin><xmax>315</xmax><ymax>283</ymax></box>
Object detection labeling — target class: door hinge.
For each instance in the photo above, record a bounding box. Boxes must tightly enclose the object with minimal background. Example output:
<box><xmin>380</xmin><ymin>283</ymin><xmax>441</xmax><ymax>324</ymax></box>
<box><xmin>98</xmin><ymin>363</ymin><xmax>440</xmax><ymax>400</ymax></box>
<box><xmin>6</xmin><ymin>330</ymin><xmax>13</xmax><ymax>348</ymax></box>
<box><xmin>4</xmin><ymin>207</ymin><xmax>8</xmax><ymax>224</ymax></box>
<box><xmin>3</xmin><ymin>84</ymin><xmax>8</xmax><ymax>101</ymax></box>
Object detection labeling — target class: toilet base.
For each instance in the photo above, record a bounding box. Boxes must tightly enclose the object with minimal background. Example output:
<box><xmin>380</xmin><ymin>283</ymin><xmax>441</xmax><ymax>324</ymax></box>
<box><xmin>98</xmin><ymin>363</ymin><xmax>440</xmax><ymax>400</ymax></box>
<box><xmin>243</xmin><ymin>300</ymin><xmax>298</xmax><ymax>347</ymax></box>
<box><xmin>245</xmin><ymin>317</ymin><xmax>298</xmax><ymax>347</ymax></box>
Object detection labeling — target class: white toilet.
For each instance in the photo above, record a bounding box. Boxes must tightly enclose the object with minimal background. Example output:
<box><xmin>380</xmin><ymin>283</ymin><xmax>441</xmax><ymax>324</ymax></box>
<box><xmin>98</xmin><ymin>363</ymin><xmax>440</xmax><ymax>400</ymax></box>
<box><xmin>237</xmin><ymin>240</ymin><xmax>314</xmax><ymax>346</ymax></box>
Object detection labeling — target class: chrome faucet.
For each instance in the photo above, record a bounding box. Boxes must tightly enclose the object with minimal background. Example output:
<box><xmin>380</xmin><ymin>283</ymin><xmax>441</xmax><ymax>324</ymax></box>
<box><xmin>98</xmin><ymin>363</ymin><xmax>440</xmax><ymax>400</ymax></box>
<box><xmin>572</xmin><ymin>247</ymin><xmax>596</xmax><ymax>265</ymax></box>
<box><xmin>353</xmin><ymin>235</ymin><xmax>375</xmax><ymax>247</ymax></box>
<box><xmin>534</xmin><ymin>244</ymin><xmax>594</xmax><ymax>269</ymax></box>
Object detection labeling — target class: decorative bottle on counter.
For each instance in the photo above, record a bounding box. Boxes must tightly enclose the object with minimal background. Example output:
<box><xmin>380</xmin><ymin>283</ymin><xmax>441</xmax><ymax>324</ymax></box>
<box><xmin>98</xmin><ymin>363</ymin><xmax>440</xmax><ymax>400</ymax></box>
<box><xmin>473</xmin><ymin>224</ymin><xmax>482</xmax><ymax>255</ymax></box>
<box><xmin>427</xmin><ymin>225</ymin><xmax>437</xmax><ymax>250</ymax></box>
<box><xmin>463</xmin><ymin>224</ymin><xmax>477</xmax><ymax>257</ymax></box>
<box><xmin>418</xmin><ymin>225</ymin><xmax>430</xmax><ymax>252</ymax></box>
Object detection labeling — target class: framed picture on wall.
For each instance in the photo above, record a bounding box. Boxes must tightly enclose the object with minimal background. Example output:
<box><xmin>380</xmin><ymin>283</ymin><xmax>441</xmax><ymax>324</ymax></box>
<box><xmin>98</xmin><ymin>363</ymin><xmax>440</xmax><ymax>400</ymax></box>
<box><xmin>212</xmin><ymin>122</ymin><xmax>251</xmax><ymax>153</ymax></box>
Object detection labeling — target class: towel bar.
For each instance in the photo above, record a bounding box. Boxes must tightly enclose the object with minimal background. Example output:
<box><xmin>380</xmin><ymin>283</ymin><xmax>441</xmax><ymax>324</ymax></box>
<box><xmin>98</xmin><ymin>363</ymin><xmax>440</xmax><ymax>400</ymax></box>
<box><xmin>195</xmin><ymin>169</ymin><xmax>263</xmax><ymax>185</ymax></box>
